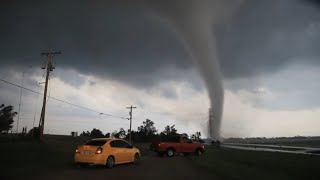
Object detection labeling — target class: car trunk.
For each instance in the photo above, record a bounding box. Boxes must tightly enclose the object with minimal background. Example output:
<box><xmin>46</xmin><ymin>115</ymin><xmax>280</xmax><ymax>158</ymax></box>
<box><xmin>78</xmin><ymin>139</ymin><xmax>107</xmax><ymax>157</ymax></box>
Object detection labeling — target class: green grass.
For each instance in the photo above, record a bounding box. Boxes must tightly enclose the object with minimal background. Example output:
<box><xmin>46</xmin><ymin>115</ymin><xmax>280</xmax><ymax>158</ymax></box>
<box><xmin>0</xmin><ymin>135</ymin><xmax>88</xmax><ymax>179</ymax></box>
<box><xmin>0</xmin><ymin>135</ymin><xmax>151</xmax><ymax>179</ymax></box>
<box><xmin>190</xmin><ymin>146</ymin><xmax>320</xmax><ymax>180</ymax></box>
<box><xmin>2</xmin><ymin>135</ymin><xmax>319</xmax><ymax>180</ymax></box>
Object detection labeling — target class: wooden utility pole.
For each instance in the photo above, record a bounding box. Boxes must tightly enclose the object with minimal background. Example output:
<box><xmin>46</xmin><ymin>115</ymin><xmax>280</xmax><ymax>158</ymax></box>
<box><xmin>126</xmin><ymin>105</ymin><xmax>137</xmax><ymax>142</ymax></box>
<box><xmin>38</xmin><ymin>50</ymin><xmax>61</xmax><ymax>139</ymax></box>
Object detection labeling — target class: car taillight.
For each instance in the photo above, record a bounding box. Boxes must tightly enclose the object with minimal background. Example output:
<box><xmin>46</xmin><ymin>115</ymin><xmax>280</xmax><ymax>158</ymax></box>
<box><xmin>158</xmin><ymin>143</ymin><xmax>160</xmax><ymax>147</ymax></box>
<box><xmin>96</xmin><ymin>147</ymin><xmax>103</xmax><ymax>154</ymax></box>
<box><xmin>75</xmin><ymin>149</ymin><xmax>80</xmax><ymax>153</ymax></box>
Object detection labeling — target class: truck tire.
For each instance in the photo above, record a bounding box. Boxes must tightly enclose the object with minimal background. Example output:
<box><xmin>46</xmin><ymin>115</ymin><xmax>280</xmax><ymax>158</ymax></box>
<box><xmin>166</xmin><ymin>148</ymin><xmax>175</xmax><ymax>157</ymax></box>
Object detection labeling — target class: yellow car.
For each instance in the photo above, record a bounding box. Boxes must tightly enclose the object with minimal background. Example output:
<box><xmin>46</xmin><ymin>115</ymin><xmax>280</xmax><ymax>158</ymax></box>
<box><xmin>75</xmin><ymin>138</ymin><xmax>140</xmax><ymax>168</ymax></box>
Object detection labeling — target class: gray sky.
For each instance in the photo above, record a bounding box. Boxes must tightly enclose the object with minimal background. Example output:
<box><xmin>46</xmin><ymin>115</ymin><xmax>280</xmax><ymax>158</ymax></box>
<box><xmin>0</xmin><ymin>0</ymin><xmax>320</xmax><ymax>138</ymax></box>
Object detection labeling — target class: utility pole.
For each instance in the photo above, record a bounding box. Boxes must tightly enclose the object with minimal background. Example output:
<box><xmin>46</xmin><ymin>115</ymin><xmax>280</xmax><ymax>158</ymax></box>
<box><xmin>38</xmin><ymin>49</ymin><xmax>61</xmax><ymax>139</ymax></box>
<box><xmin>126</xmin><ymin>105</ymin><xmax>137</xmax><ymax>142</ymax></box>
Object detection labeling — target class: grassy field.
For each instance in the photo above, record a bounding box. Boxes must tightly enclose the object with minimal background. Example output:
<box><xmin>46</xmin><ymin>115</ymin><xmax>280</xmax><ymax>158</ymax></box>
<box><xmin>1</xmin><ymin>135</ymin><xmax>320</xmax><ymax>179</ymax></box>
<box><xmin>0</xmin><ymin>135</ymin><xmax>82</xmax><ymax>179</ymax></box>
<box><xmin>0</xmin><ymin>135</ymin><xmax>151</xmax><ymax>179</ymax></box>
<box><xmin>190</xmin><ymin>145</ymin><xmax>320</xmax><ymax>180</ymax></box>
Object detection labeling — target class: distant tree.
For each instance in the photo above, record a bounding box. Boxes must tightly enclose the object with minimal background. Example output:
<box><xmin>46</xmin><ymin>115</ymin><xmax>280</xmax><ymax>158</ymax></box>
<box><xmin>80</xmin><ymin>131</ymin><xmax>90</xmax><ymax>137</ymax></box>
<box><xmin>112</xmin><ymin>130</ymin><xmax>119</xmax><ymax>138</ymax></box>
<box><xmin>135</xmin><ymin>119</ymin><xmax>158</xmax><ymax>142</ymax></box>
<box><xmin>118</xmin><ymin>128</ymin><xmax>126</xmax><ymax>139</ymax></box>
<box><xmin>161</xmin><ymin>125</ymin><xmax>177</xmax><ymax>136</ymax></box>
<box><xmin>0</xmin><ymin>104</ymin><xmax>17</xmax><ymax>133</ymax></box>
<box><xmin>90</xmin><ymin>128</ymin><xmax>104</xmax><ymax>138</ymax></box>
<box><xmin>191</xmin><ymin>134</ymin><xmax>196</xmax><ymax>140</ymax></box>
<box><xmin>190</xmin><ymin>132</ymin><xmax>202</xmax><ymax>141</ymax></box>
<box><xmin>196</xmin><ymin>132</ymin><xmax>201</xmax><ymax>140</ymax></box>
<box><xmin>28</xmin><ymin>127</ymin><xmax>40</xmax><ymax>138</ymax></box>
<box><xmin>138</xmin><ymin>119</ymin><xmax>157</xmax><ymax>136</ymax></box>
<box><xmin>105</xmin><ymin>133</ymin><xmax>110</xmax><ymax>138</ymax></box>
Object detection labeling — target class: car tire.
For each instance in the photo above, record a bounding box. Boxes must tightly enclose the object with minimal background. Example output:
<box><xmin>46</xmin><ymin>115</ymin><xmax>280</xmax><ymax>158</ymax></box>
<box><xmin>166</xmin><ymin>149</ymin><xmax>175</xmax><ymax>157</ymax></box>
<box><xmin>133</xmin><ymin>153</ymin><xmax>141</xmax><ymax>165</ymax></box>
<box><xmin>106</xmin><ymin>156</ymin><xmax>115</xmax><ymax>168</ymax></box>
<box><xmin>195</xmin><ymin>149</ymin><xmax>202</xmax><ymax>156</ymax></box>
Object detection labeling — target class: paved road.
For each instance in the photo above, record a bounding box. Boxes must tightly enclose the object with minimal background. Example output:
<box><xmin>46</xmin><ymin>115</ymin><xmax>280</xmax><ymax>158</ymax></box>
<box><xmin>37</xmin><ymin>155</ymin><xmax>215</xmax><ymax>180</ymax></box>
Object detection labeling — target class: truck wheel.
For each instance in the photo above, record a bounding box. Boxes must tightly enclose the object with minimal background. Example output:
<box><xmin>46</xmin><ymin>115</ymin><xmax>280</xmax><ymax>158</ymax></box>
<box><xmin>167</xmin><ymin>149</ymin><xmax>175</xmax><ymax>157</ymax></box>
<box><xmin>196</xmin><ymin>149</ymin><xmax>202</xmax><ymax>156</ymax></box>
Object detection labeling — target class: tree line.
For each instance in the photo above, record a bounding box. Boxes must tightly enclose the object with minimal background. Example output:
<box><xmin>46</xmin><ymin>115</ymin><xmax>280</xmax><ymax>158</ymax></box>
<box><xmin>79</xmin><ymin>119</ymin><xmax>203</xmax><ymax>143</ymax></box>
<box><xmin>0</xmin><ymin>104</ymin><xmax>203</xmax><ymax>142</ymax></box>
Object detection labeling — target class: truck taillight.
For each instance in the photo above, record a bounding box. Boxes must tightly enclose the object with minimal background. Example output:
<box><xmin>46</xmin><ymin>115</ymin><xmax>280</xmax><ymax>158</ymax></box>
<box><xmin>96</xmin><ymin>147</ymin><xmax>103</xmax><ymax>154</ymax></box>
<box><xmin>75</xmin><ymin>149</ymin><xmax>80</xmax><ymax>153</ymax></box>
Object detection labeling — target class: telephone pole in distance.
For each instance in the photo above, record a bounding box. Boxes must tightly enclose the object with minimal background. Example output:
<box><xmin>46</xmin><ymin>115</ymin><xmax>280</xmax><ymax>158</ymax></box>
<box><xmin>126</xmin><ymin>105</ymin><xmax>137</xmax><ymax>142</ymax></box>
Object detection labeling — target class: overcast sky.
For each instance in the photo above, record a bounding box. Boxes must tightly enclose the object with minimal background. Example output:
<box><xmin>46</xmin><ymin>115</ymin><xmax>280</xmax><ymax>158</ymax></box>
<box><xmin>0</xmin><ymin>0</ymin><xmax>320</xmax><ymax>138</ymax></box>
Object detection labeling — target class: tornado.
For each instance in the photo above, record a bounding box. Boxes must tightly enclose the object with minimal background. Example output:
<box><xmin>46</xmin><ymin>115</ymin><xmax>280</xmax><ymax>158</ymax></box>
<box><xmin>145</xmin><ymin>0</ymin><xmax>243</xmax><ymax>139</ymax></box>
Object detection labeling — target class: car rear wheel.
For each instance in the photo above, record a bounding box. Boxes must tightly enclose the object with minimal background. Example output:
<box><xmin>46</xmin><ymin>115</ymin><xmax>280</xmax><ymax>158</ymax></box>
<box><xmin>196</xmin><ymin>149</ymin><xmax>202</xmax><ymax>156</ymax></box>
<box><xmin>106</xmin><ymin>156</ymin><xmax>115</xmax><ymax>168</ymax></box>
<box><xmin>167</xmin><ymin>149</ymin><xmax>175</xmax><ymax>157</ymax></box>
<box><xmin>134</xmin><ymin>153</ymin><xmax>141</xmax><ymax>164</ymax></box>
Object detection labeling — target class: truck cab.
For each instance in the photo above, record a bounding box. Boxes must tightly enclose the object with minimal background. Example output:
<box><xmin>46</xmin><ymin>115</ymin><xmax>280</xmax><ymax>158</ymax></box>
<box><xmin>150</xmin><ymin>134</ymin><xmax>205</xmax><ymax>157</ymax></box>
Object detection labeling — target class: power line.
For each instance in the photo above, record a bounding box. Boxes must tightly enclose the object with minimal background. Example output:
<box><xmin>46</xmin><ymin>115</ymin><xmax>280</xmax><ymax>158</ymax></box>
<box><xmin>0</xmin><ymin>78</ymin><xmax>127</xmax><ymax>120</ymax></box>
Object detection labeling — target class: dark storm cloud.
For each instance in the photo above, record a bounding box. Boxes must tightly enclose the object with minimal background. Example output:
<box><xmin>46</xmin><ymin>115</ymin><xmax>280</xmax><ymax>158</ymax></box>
<box><xmin>0</xmin><ymin>0</ymin><xmax>192</xmax><ymax>88</ymax></box>
<box><xmin>1</xmin><ymin>0</ymin><xmax>319</xmax><ymax>88</ymax></box>
<box><xmin>216</xmin><ymin>0</ymin><xmax>320</xmax><ymax>78</ymax></box>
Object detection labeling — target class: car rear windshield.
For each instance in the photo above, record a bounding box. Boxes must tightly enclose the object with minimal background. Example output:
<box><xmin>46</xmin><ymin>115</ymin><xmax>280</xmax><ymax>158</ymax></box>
<box><xmin>85</xmin><ymin>140</ymin><xmax>108</xmax><ymax>146</ymax></box>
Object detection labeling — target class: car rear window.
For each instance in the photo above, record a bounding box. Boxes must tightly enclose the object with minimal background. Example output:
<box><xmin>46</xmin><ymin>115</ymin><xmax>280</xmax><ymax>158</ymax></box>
<box><xmin>85</xmin><ymin>140</ymin><xmax>107</xmax><ymax>146</ymax></box>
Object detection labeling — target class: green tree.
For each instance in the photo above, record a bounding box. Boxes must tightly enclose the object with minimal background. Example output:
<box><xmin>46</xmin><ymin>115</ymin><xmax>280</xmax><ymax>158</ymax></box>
<box><xmin>90</xmin><ymin>128</ymin><xmax>104</xmax><ymax>138</ymax></box>
<box><xmin>136</xmin><ymin>119</ymin><xmax>158</xmax><ymax>142</ymax></box>
<box><xmin>138</xmin><ymin>119</ymin><xmax>157</xmax><ymax>136</ymax></box>
<box><xmin>190</xmin><ymin>132</ymin><xmax>202</xmax><ymax>141</ymax></box>
<box><xmin>117</xmin><ymin>128</ymin><xmax>126</xmax><ymax>139</ymax></box>
<box><xmin>112</xmin><ymin>130</ymin><xmax>119</xmax><ymax>138</ymax></box>
<box><xmin>80</xmin><ymin>131</ymin><xmax>90</xmax><ymax>137</ymax></box>
<box><xmin>161</xmin><ymin>125</ymin><xmax>177</xmax><ymax>136</ymax></box>
<box><xmin>28</xmin><ymin>127</ymin><xmax>40</xmax><ymax>138</ymax></box>
<box><xmin>105</xmin><ymin>133</ymin><xmax>110</xmax><ymax>138</ymax></box>
<box><xmin>0</xmin><ymin>104</ymin><xmax>17</xmax><ymax>133</ymax></box>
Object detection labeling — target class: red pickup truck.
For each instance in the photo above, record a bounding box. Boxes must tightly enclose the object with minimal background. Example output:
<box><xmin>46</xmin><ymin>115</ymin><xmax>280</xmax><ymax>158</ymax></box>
<box><xmin>150</xmin><ymin>135</ymin><xmax>205</xmax><ymax>157</ymax></box>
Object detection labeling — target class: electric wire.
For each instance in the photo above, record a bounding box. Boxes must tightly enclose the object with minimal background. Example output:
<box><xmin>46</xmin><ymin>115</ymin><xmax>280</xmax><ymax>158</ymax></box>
<box><xmin>0</xmin><ymin>78</ymin><xmax>127</xmax><ymax>120</ymax></box>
